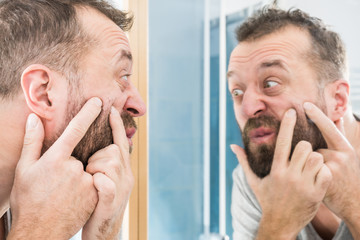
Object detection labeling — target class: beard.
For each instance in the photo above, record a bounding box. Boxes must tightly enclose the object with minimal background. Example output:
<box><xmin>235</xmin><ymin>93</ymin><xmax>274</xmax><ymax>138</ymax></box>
<box><xmin>42</xmin><ymin>96</ymin><xmax>137</xmax><ymax>168</ymax></box>
<box><xmin>242</xmin><ymin>108</ymin><xmax>327</xmax><ymax>179</ymax></box>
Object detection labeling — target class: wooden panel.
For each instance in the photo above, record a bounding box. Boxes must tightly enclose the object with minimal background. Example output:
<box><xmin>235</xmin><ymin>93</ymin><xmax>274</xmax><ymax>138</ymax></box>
<box><xmin>126</xmin><ymin>0</ymin><xmax>148</xmax><ymax>239</ymax></box>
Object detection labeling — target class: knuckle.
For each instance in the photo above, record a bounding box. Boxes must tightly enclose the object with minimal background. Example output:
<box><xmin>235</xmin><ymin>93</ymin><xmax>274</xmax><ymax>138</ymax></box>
<box><xmin>69</xmin><ymin>159</ymin><xmax>85</xmax><ymax>174</ymax></box>
<box><xmin>104</xmin><ymin>154</ymin><xmax>121</xmax><ymax>168</ymax></box>
<box><xmin>309</xmin><ymin>151</ymin><xmax>323</xmax><ymax>160</ymax></box>
<box><xmin>270</xmin><ymin>170</ymin><xmax>285</xmax><ymax>182</ymax></box>
<box><xmin>322</xmin><ymin>166</ymin><xmax>333</xmax><ymax>181</ymax></box>
<box><xmin>68</xmin><ymin>121</ymin><xmax>87</xmax><ymax>139</ymax></box>
<box><xmin>330</xmin><ymin>151</ymin><xmax>347</xmax><ymax>164</ymax></box>
<box><xmin>90</xmin><ymin>188</ymin><xmax>99</xmax><ymax>206</ymax></box>
<box><xmin>317</xmin><ymin>165</ymin><xmax>332</xmax><ymax>186</ymax></box>
<box><xmin>275</xmin><ymin>139</ymin><xmax>287</xmax><ymax>149</ymax></box>
<box><xmin>296</xmin><ymin>140</ymin><xmax>312</xmax><ymax>151</ymax></box>
<box><xmin>307</xmin><ymin>152</ymin><xmax>324</xmax><ymax>167</ymax></box>
<box><xmin>288</xmin><ymin>174</ymin><xmax>299</xmax><ymax>185</ymax></box>
<box><xmin>106</xmin><ymin>144</ymin><xmax>121</xmax><ymax>155</ymax></box>
<box><xmin>102</xmin><ymin>182</ymin><xmax>116</xmax><ymax>201</ymax></box>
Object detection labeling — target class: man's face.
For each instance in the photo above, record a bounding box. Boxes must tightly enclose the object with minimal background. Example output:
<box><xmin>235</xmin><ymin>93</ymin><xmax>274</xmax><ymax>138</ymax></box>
<box><xmin>227</xmin><ymin>26</ymin><xmax>327</xmax><ymax>178</ymax></box>
<box><xmin>65</xmin><ymin>89</ymin><xmax>138</xmax><ymax>166</ymax></box>
<box><xmin>43</xmin><ymin>7</ymin><xmax>145</xmax><ymax>165</ymax></box>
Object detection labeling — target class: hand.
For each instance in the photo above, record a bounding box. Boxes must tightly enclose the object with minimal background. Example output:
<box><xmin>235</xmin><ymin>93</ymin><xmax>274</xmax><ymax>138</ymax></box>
<box><xmin>304</xmin><ymin>102</ymin><xmax>360</xmax><ymax>236</ymax></box>
<box><xmin>231</xmin><ymin>109</ymin><xmax>332</xmax><ymax>240</ymax></box>
<box><xmin>8</xmin><ymin>97</ymin><xmax>102</xmax><ymax>240</ymax></box>
<box><xmin>82</xmin><ymin>107</ymin><xmax>134</xmax><ymax>240</ymax></box>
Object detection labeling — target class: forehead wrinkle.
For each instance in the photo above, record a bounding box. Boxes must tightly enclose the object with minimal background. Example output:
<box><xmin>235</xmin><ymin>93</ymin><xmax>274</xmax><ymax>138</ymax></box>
<box><xmin>107</xmin><ymin>31</ymin><xmax>129</xmax><ymax>44</ymax></box>
<box><xmin>98</xmin><ymin>27</ymin><xmax>130</xmax><ymax>66</ymax></box>
<box><xmin>230</xmin><ymin>41</ymin><xmax>303</xmax><ymax>64</ymax></box>
<box><xmin>101</xmin><ymin>28</ymin><xmax>129</xmax><ymax>46</ymax></box>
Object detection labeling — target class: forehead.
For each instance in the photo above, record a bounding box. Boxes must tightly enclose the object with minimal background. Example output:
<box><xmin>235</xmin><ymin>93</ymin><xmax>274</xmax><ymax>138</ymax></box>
<box><xmin>228</xmin><ymin>26</ymin><xmax>312</xmax><ymax>76</ymax></box>
<box><xmin>76</xmin><ymin>6</ymin><xmax>131</xmax><ymax>56</ymax></box>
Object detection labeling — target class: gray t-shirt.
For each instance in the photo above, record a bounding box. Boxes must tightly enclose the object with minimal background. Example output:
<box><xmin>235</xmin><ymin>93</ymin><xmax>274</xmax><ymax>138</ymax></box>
<box><xmin>231</xmin><ymin>164</ymin><xmax>353</xmax><ymax>240</ymax></box>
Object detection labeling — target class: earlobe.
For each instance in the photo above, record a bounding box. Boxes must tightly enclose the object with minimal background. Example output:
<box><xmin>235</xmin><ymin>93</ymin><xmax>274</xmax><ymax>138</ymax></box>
<box><xmin>21</xmin><ymin>64</ymin><xmax>54</xmax><ymax>119</ymax></box>
<box><xmin>327</xmin><ymin>80</ymin><xmax>349</xmax><ymax>121</ymax></box>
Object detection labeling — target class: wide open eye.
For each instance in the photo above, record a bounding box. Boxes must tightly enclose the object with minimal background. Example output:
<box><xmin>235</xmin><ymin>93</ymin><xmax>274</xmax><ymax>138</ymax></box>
<box><xmin>232</xmin><ymin>89</ymin><xmax>244</xmax><ymax>98</ymax></box>
<box><xmin>264</xmin><ymin>80</ymin><xmax>279</xmax><ymax>88</ymax></box>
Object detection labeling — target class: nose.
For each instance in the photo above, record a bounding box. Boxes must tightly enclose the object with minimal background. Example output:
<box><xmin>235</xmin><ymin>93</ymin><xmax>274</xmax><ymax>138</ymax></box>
<box><xmin>123</xmin><ymin>83</ymin><xmax>146</xmax><ymax>117</ymax></box>
<box><xmin>241</xmin><ymin>87</ymin><xmax>266</xmax><ymax>118</ymax></box>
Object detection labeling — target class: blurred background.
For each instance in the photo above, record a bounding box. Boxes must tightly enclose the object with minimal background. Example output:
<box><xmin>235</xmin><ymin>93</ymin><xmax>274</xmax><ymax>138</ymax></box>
<box><xmin>115</xmin><ymin>0</ymin><xmax>360</xmax><ymax>239</ymax></box>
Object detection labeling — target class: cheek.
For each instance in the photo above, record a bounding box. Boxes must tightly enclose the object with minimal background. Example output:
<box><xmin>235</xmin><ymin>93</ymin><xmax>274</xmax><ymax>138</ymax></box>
<box><xmin>100</xmin><ymin>97</ymin><xmax>117</xmax><ymax>111</ymax></box>
<box><xmin>234</xmin><ymin>108</ymin><xmax>246</xmax><ymax>130</ymax></box>
<box><xmin>267</xmin><ymin>94</ymin><xmax>302</xmax><ymax>117</ymax></box>
<box><xmin>109</xmin><ymin>94</ymin><xmax>128</xmax><ymax>112</ymax></box>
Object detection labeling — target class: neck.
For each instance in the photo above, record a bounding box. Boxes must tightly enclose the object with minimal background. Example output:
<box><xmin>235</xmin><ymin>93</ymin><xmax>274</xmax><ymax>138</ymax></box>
<box><xmin>312</xmin><ymin>203</ymin><xmax>340</xmax><ymax>240</ymax></box>
<box><xmin>0</xmin><ymin>96</ymin><xmax>29</xmax><ymax>216</ymax></box>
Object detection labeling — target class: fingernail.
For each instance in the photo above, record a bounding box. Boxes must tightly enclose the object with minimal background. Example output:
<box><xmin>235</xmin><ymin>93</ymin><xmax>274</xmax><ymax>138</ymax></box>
<box><xmin>92</xmin><ymin>97</ymin><xmax>102</xmax><ymax>107</ymax></box>
<box><xmin>286</xmin><ymin>108</ymin><xmax>296</xmax><ymax>117</ymax></box>
<box><xmin>303</xmin><ymin>102</ymin><xmax>312</xmax><ymax>110</ymax></box>
<box><xmin>26</xmin><ymin>113</ymin><xmax>38</xmax><ymax>130</ymax></box>
<box><xmin>111</xmin><ymin>106</ymin><xmax>118</xmax><ymax>115</ymax></box>
<box><xmin>230</xmin><ymin>144</ymin><xmax>236</xmax><ymax>153</ymax></box>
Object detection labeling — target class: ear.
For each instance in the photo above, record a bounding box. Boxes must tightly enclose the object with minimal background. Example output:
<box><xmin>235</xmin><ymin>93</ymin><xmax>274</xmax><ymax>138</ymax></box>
<box><xmin>21</xmin><ymin>64</ymin><xmax>55</xmax><ymax>120</ymax></box>
<box><xmin>324</xmin><ymin>79</ymin><xmax>349</xmax><ymax>122</ymax></box>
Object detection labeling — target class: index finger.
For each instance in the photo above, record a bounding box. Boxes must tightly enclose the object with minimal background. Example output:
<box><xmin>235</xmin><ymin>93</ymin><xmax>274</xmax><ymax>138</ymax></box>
<box><xmin>109</xmin><ymin>107</ymin><xmax>130</xmax><ymax>167</ymax></box>
<box><xmin>110</xmin><ymin>107</ymin><xmax>129</xmax><ymax>149</ymax></box>
<box><xmin>48</xmin><ymin>97</ymin><xmax>102</xmax><ymax>157</ymax></box>
<box><xmin>272</xmin><ymin>108</ymin><xmax>297</xmax><ymax>171</ymax></box>
<box><xmin>303</xmin><ymin>102</ymin><xmax>350</xmax><ymax>150</ymax></box>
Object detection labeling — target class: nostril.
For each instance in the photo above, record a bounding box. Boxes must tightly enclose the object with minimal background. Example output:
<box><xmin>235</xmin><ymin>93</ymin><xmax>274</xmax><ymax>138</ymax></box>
<box><xmin>127</xmin><ymin>108</ymin><xmax>139</xmax><ymax>115</ymax></box>
<box><xmin>254</xmin><ymin>109</ymin><xmax>263</xmax><ymax>117</ymax></box>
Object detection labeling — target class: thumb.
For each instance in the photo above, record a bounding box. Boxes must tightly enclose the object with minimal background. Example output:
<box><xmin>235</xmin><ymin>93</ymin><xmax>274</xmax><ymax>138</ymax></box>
<box><xmin>230</xmin><ymin>144</ymin><xmax>259</xmax><ymax>186</ymax></box>
<box><xmin>18</xmin><ymin>113</ymin><xmax>45</xmax><ymax>167</ymax></box>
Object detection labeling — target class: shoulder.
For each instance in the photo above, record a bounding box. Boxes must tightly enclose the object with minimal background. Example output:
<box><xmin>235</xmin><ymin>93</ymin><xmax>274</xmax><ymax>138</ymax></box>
<box><xmin>231</xmin><ymin>164</ymin><xmax>261</xmax><ymax>216</ymax></box>
<box><xmin>333</xmin><ymin>221</ymin><xmax>354</xmax><ymax>239</ymax></box>
<box><xmin>232</xmin><ymin>164</ymin><xmax>253</xmax><ymax>198</ymax></box>
<box><xmin>231</xmin><ymin>164</ymin><xmax>261</xmax><ymax>240</ymax></box>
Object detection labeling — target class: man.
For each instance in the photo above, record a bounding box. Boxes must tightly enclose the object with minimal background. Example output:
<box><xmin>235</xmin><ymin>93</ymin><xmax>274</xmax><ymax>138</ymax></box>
<box><xmin>0</xmin><ymin>0</ymin><xmax>145</xmax><ymax>239</ymax></box>
<box><xmin>228</xmin><ymin>7</ymin><xmax>360</xmax><ymax>240</ymax></box>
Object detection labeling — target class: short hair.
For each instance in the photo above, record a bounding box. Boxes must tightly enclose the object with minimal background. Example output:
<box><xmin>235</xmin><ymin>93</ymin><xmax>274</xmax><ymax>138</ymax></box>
<box><xmin>0</xmin><ymin>0</ymin><xmax>133</xmax><ymax>99</ymax></box>
<box><xmin>236</xmin><ymin>7</ymin><xmax>347</xmax><ymax>86</ymax></box>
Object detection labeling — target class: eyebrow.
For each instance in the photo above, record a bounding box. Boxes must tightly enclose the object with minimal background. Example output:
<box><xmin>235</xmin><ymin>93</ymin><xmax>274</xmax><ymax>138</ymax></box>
<box><xmin>227</xmin><ymin>71</ymin><xmax>234</xmax><ymax>79</ymax></box>
<box><xmin>258</xmin><ymin>59</ymin><xmax>288</xmax><ymax>72</ymax></box>
<box><xmin>120</xmin><ymin>50</ymin><xmax>132</xmax><ymax>62</ymax></box>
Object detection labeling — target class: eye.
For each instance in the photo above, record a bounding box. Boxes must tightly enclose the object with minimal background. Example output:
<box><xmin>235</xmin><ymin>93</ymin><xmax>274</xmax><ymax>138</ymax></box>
<box><xmin>232</xmin><ymin>89</ymin><xmax>244</xmax><ymax>98</ymax></box>
<box><xmin>121</xmin><ymin>75</ymin><xmax>129</xmax><ymax>81</ymax></box>
<box><xmin>264</xmin><ymin>80</ymin><xmax>279</xmax><ymax>88</ymax></box>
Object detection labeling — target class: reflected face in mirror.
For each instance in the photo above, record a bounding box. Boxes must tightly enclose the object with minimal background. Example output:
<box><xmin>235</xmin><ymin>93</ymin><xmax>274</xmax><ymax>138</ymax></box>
<box><xmin>227</xmin><ymin>25</ymin><xmax>327</xmax><ymax>178</ymax></box>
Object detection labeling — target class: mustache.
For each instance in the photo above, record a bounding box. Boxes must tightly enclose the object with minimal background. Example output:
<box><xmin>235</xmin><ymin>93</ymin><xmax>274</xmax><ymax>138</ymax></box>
<box><xmin>121</xmin><ymin>111</ymin><xmax>137</xmax><ymax>130</ymax></box>
<box><xmin>243</xmin><ymin>115</ymin><xmax>280</xmax><ymax>137</ymax></box>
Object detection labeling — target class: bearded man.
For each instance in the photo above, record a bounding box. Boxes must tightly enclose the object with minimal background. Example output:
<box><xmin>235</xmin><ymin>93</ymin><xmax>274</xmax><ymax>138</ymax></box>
<box><xmin>229</xmin><ymin>7</ymin><xmax>360</xmax><ymax>240</ymax></box>
<box><xmin>0</xmin><ymin>0</ymin><xmax>145</xmax><ymax>239</ymax></box>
